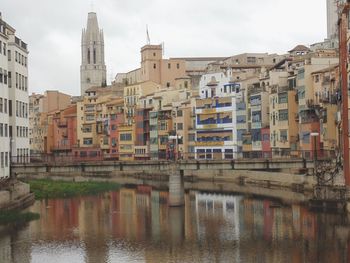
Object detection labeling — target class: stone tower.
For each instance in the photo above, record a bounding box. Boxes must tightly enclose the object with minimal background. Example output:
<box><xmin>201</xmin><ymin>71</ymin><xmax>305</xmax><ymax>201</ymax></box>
<box><xmin>80</xmin><ymin>12</ymin><xmax>106</xmax><ymax>95</ymax></box>
<box><xmin>327</xmin><ymin>0</ymin><xmax>338</xmax><ymax>40</ymax></box>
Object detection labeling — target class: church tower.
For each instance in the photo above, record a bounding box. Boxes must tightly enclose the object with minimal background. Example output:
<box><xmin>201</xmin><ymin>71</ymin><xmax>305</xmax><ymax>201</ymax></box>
<box><xmin>80</xmin><ymin>12</ymin><xmax>106</xmax><ymax>95</ymax></box>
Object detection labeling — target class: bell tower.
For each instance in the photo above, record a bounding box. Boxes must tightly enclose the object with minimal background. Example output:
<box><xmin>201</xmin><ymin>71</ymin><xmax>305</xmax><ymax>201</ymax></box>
<box><xmin>80</xmin><ymin>12</ymin><xmax>106</xmax><ymax>95</ymax></box>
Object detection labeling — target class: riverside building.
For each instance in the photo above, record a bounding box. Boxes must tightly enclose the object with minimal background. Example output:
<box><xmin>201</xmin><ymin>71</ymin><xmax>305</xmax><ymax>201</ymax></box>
<box><xmin>0</xmin><ymin>12</ymin><xmax>30</xmax><ymax>178</ymax></box>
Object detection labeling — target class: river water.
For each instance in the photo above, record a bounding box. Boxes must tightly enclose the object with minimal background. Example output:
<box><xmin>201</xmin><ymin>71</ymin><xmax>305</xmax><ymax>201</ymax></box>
<box><xmin>0</xmin><ymin>184</ymin><xmax>349</xmax><ymax>263</ymax></box>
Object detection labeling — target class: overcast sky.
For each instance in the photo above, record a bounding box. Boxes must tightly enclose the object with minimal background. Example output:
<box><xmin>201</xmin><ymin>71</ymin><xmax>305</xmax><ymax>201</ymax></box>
<box><xmin>2</xmin><ymin>0</ymin><xmax>327</xmax><ymax>96</ymax></box>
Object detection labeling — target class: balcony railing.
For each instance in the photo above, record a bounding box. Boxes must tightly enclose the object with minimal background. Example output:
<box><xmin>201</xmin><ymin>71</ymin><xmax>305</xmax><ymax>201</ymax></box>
<box><xmin>197</xmin><ymin>117</ymin><xmax>233</xmax><ymax>125</ymax></box>
<box><xmin>11</xmin><ymin>149</ymin><xmax>337</xmax><ymax>165</ymax></box>
<box><xmin>57</xmin><ymin>121</ymin><xmax>67</xmax><ymax>128</ymax></box>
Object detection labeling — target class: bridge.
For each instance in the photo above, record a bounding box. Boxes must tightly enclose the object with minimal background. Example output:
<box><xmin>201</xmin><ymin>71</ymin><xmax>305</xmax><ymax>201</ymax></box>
<box><xmin>11</xmin><ymin>158</ymin><xmax>319</xmax><ymax>176</ymax></box>
<box><xmin>11</xmin><ymin>156</ymin><xmax>332</xmax><ymax>207</ymax></box>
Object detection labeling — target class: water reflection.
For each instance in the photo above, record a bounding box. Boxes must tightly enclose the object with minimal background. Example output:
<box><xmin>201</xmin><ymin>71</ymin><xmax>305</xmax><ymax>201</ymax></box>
<box><xmin>0</xmin><ymin>185</ymin><xmax>350</xmax><ymax>262</ymax></box>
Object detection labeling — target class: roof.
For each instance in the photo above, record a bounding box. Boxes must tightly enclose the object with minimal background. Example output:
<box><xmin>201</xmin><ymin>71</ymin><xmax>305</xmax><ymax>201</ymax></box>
<box><xmin>106</xmin><ymin>98</ymin><xmax>124</xmax><ymax>106</ymax></box>
<box><xmin>85</xmin><ymin>86</ymin><xmax>103</xmax><ymax>93</ymax></box>
<box><xmin>171</xmin><ymin>57</ymin><xmax>227</xmax><ymax>62</ymax></box>
<box><xmin>288</xmin><ymin>45</ymin><xmax>310</xmax><ymax>53</ymax></box>
<box><xmin>311</xmin><ymin>64</ymin><xmax>339</xmax><ymax>74</ymax></box>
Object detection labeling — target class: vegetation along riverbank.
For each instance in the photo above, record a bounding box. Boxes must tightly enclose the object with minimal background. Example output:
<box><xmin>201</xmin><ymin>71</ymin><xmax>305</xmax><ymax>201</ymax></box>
<box><xmin>0</xmin><ymin>210</ymin><xmax>40</xmax><ymax>225</ymax></box>
<box><xmin>25</xmin><ymin>179</ymin><xmax>121</xmax><ymax>199</ymax></box>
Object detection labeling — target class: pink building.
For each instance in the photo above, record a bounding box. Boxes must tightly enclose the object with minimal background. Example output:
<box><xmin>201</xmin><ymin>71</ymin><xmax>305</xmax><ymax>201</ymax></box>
<box><xmin>261</xmin><ymin>127</ymin><xmax>271</xmax><ymax>158</ymax></box>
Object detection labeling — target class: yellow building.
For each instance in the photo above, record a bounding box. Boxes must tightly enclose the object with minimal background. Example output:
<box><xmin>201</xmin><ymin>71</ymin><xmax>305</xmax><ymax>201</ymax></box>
<box><xmin>76</xmin><ymin>88</ymin><xmax>119</xmax><ymax>153</ymax></box>
<box><xmin>173</xmin><ymin>95</ymin><xmax>197</xmax><ymax>159</ymax></box>
<box><xmin>269</xmin><ymin>84</ymin><xmax>299</xmax><ymax>157</ymax></box>
<box><xmin>123</xmin><ymin>81</ymin><xmax>160</xmax><ymax>124</ymax></box>
<box><xmin>311</xmin><ymin>65</ymin><xmax>340</xmax><ymax>153</ymax></box>
<box><xmin>118</xmin><ymin>124</ymin><xmax>135</xmax><ymax>161</ymax></box>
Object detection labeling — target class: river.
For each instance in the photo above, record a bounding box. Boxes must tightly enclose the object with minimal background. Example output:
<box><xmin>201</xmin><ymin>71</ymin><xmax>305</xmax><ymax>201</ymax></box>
<box><xmin>0</xmin><ymin>183</ymin><xmax>349</xmax><ymax>263</ymax></box>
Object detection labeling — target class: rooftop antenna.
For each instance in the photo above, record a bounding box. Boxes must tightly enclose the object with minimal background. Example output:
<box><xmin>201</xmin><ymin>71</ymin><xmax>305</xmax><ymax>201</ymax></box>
<box><xmin>146</xmin><ymin>25</ymin><xmax>150</xmax><ymax>45</ymax></box>
<box><xmin>90</xmin><ymin>1</ymin><xmax>95</xmax><ymax>12</ymax></box>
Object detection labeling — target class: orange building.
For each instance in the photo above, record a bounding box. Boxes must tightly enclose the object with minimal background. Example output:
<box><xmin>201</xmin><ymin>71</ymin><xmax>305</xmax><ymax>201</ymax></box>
<box><xmin>46</xmin><ymin>104</ymin><xmax>77</xmax><ymax>155</ymax></box>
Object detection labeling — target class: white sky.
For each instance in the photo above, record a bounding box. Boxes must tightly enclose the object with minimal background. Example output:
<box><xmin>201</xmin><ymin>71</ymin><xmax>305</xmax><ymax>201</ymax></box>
<box><xmin>2</xmin><ymin>0</ymin><xmax>327</xmax><ymax>96</ymax></box>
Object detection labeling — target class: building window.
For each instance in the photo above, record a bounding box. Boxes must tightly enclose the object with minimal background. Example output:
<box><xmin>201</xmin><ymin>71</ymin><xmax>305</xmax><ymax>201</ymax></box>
<box><xmin>278</xmin><ymin>109</ymin><xmax>288</xmax><ymax>121</ymax></box>
<box><xmin>176</xmin><ymin>63</ymin><xmax>180</xmax><ymax>69</ymax></box>
<box><xmin>168</xmin><ymin>63</ymin><xmax>171</xmax><ymax>69</ymax></box>
<box><xmin>278</xmin><ymin>93</ymin><xmax>288</xmax><ymax>104</ymax></box>
<box><xmin>153</xmin><ymin>52</ymin><xmax>156</xmax><ymax>57</ymax></box>
<box><xmin>93</xmin><ymin>48</ymin><xmax>96</xmax><ymax>64</ymax></box>
<box><xmin>302</xmin><ymin>132</ymin><xmax>310</xmax><ymax>144</ymax></box>
<box><xmin>83</xmin><ymin>138</ymin><xmax>93</xmax><ymax>145</ymax></box>
<box><xmin>177</xmin><ymin>110</ymin><xmax>183</xmax><ymax>117</ymax></box>
<box><xmin>8</xmin><ymin>100</ymin><xmax>12</xmax><ymax>116</ymax></box>
<box><xmin>87</xmin><ymin>48</ymin><xmax>90</xmax><ymax>64</ymax></box>
<box><xmin>166</xmin><ymin>82</ymin><xmax>170</xmax><ymax>88</ymax></box>
<box><xmin>177</xmin><ymin>123</ymin><xmax>183</xmax><ymax>130</ymax></box>
<box><xmin>280</xmin><ymin>130</ymin><xmax>288</xmax><ymax>142</ymax></box>
<box><xmin>188</xmin><ymin>134</ymin><xmax>195</xmax><ymax>142</ymax></box>
<box><xmin>153</xmin><ymin>63</ymin><xmax>156</xmax><ymax>69</ymax></box>
<box><xmin>120</xmin><ymin>133</ymin><xmax>132</xmax><ymax>141</ymax></box>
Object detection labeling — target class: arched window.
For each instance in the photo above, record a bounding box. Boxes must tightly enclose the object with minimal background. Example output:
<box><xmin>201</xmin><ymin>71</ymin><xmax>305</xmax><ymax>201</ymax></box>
<box><xmin>93</xmin><ymin>48</ymin><xmax>96</xmax><ymax>64</ymax></box>
<box><xmin>87</xmin><ymin>48</ymin><xmax>90</xmax><ymax>64</ymax></box>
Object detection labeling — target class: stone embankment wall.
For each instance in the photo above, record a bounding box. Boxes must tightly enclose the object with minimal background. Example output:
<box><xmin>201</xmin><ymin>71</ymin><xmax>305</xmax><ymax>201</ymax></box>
<box><xmin>0</xmin><ymin>181</ymin><xmax>34</xmax><ymax>211</ymax></box>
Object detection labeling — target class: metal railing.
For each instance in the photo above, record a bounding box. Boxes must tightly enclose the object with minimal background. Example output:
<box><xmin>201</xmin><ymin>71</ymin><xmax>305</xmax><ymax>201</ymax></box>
<box><xmin>10</xmin><ymin>149</ymin><xmax>337</xmax><ymax>165</ymax></box>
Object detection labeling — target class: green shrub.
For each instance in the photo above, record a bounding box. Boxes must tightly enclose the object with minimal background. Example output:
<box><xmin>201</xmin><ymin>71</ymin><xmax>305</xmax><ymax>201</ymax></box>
<box><xmin>26</xmin><ymin>179</ymin><xmax>120</xmax><ymax>199</ymax></box>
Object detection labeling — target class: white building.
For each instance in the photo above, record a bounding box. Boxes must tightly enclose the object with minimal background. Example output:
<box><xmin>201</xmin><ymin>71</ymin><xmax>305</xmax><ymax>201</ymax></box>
<box><xmin>0</xmin><ymin>12</ymin><xmax>29</xmax><ymax>178</ymax></box>
<box><xmin>80</xmin><ymin>12</ymin><xmax>107</xmax><ymax>95</ymax></box>
<box><xmin>195</xmin><ymin>70</ymin><xmax>243</xmax><ymax>160</ymax></box>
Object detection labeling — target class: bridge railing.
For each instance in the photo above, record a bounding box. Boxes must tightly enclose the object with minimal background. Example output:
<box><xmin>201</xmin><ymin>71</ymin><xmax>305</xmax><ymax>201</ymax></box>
<box><xmin>10</xmin><ymin>149</ymin><xmax>337</xmax><ymax>165</ymax></box>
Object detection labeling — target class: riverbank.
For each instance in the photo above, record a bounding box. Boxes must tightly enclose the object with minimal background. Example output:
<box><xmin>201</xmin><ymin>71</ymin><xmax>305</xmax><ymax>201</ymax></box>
<box><xmin>0</xmin><ymin>210</ymin><xmax>39</xmax><ymax>225</ymax></box>
<box><xmin>25</xmin><ymin>179</ymin><xmax>121</xmax><ymax>199</ymax></box>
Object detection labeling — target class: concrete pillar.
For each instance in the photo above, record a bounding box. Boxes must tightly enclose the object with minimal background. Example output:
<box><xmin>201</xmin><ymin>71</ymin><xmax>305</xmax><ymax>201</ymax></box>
<box><xmin>169</xmin><ymin>167</ymin><xmax>184</xmax><ymax>207</ymax></box>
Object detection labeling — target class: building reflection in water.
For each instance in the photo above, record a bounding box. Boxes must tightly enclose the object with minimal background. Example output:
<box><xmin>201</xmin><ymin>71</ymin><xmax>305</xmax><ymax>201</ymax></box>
<box><xmin>1</xmin><ymin>184</ymin><xmax>350</xmax><ymax>262</ymax></box>
<box><xmin>0</xmin><ymin>226</ymin><xmax>31</xmax><ymax>263</ymax></box>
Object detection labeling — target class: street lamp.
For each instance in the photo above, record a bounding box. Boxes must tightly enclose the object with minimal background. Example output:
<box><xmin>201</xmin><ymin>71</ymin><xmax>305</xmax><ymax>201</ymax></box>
<box><xmin>311</xmin><ymin>132</ymin><xmax>319</xmax><ymax>177</ymax></box>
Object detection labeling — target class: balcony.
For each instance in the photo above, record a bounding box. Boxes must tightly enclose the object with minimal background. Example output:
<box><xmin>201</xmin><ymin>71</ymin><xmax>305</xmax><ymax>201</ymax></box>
<box><xmin>252</xmin><ymin>141</ymin><xmax>262</xmax><ymax>151</ymax></box>
<box><xmin>197</xmin><ymin>117</ymin><xmax>233</xmax><ymax>126</ymax></box>
<box><xmin>195</xmin><ymin>141</ymin><xmax>225</xmax><ymax>147</ymax></box>
<box><xmin>299</xmin><ymin>109</ymin><xmax>319</xmax><ymax>124</ymax></box>
<box><xmin>85</xmin><ymin>105</ymin><xmax>95</xmax><ymax>112</ymax></box>
<box><xmin>196</xmin><ymin>98</ymin><xmax>232</xmax><ymax>110</ymax></box>
<box><xmin>52</xmin><ymin>146</ymin><xmax>72</xmax><ymax>152</ymax></box>
<box><xmin>57</xmin><ymin>121</ymin><xmax>67</xmax><ymax>128</ymax></box>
